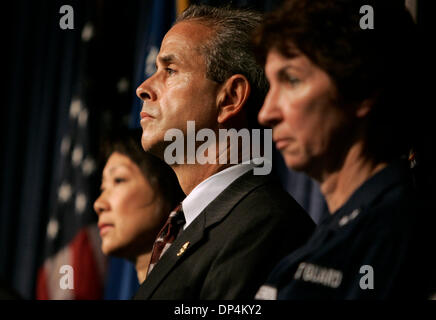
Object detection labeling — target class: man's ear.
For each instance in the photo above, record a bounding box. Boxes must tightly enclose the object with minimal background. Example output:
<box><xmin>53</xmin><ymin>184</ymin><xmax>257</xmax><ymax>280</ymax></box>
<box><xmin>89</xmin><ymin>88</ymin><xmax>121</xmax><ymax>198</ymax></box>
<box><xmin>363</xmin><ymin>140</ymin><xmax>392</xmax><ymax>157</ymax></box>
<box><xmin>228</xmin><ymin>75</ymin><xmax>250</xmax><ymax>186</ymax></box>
<box><xmin>216</xmin><ymin>74</ymin><xmax>251</xmax><ymax>124</ymax></box>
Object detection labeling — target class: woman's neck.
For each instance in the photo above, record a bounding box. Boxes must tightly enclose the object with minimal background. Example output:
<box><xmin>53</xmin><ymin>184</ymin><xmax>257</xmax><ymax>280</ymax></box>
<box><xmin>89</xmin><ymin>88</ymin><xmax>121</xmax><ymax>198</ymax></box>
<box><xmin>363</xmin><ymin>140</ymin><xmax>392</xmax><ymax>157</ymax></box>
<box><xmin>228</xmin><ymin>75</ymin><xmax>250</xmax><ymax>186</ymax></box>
<box><xmin>135</xmin><ymin>252</ymin><xmax>152</xmax><ymax>284</ymax></box>
<box><xmin>320</xmin><ymin>142</ymin><xmax>387</xmax><ymax>214</ymax></box>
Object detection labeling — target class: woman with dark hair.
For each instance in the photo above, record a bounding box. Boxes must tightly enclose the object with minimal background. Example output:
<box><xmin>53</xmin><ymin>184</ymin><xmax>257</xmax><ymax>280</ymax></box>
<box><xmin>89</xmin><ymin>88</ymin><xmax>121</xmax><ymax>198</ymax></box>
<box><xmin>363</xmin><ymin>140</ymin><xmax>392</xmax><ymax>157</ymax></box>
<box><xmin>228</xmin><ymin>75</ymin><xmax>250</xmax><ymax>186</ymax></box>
<box><xmin>93</xmin><ymin>129</ymin><xmax>184</xmax><ymax>284</ymax></box>
<box><xmin>254</xmin><ymin>0</ymin><xmax>434</xmax><ymax>299</ymax></box>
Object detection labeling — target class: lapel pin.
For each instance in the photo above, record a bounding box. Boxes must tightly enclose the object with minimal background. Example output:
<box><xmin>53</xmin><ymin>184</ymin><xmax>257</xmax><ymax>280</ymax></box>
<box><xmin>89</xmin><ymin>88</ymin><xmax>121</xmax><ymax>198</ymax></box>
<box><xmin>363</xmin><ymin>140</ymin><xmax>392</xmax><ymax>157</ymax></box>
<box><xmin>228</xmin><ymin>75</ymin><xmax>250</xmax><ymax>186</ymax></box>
<box><xmin>177</xmin><ymin>241</ymin><xmax>190</xmax><ymax>256</ymax></box>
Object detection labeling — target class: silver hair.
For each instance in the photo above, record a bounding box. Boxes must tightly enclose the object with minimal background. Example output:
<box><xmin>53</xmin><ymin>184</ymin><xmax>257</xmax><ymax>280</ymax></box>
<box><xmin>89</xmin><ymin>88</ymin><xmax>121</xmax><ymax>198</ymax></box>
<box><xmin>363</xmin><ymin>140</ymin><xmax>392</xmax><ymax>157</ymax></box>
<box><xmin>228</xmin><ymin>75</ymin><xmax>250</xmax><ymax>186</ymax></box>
<box><xmin>176</xmin><ymin>5</ymin><xmax>269</xmax><ymax>126</ymax></box>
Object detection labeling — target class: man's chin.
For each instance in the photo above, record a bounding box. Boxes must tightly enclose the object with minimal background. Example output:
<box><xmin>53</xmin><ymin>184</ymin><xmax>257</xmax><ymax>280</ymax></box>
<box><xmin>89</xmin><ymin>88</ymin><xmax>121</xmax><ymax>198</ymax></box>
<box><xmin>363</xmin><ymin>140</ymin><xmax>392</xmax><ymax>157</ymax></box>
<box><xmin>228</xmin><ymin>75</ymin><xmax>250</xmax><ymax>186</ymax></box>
<box><xmin>141</xmin><ymin>138</ymin><xmax>168</xmax><ymax>161</ymax></box>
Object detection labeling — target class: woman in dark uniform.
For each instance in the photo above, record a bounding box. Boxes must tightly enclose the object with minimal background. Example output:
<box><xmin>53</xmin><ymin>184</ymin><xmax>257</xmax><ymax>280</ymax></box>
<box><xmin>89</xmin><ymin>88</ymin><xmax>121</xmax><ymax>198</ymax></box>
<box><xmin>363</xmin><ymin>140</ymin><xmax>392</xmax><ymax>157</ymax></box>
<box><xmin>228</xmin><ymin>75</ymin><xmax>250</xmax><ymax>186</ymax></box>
<box><xmin>254</xmin><ymin>0</ymin><xmax>434</xmax><ymax>299</ymax></box>
<box><xmin>93</xmin><ymin>129</ymin><xmax>184</xmax><ymax>284</ymax></box>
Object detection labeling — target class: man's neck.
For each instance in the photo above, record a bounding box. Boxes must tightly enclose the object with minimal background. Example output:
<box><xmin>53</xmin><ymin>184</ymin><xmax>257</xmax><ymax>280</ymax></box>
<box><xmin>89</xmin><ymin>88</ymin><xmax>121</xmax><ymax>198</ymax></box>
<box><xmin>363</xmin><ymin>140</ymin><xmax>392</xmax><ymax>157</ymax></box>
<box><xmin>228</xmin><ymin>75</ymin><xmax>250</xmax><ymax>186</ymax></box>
<box><xmin>172</xmin><ymin>144</ymin><xmax>244</xmax><ymax>195</ymax></box>
<box><xmin>172</xmin><ymin>163</ymin><xmax>233</xmax><ymax>195</ymax></box>
<box><xmin>320</xmin><ymin>142</ymin><xmax>387</xmax><ymax>214</ymax></box>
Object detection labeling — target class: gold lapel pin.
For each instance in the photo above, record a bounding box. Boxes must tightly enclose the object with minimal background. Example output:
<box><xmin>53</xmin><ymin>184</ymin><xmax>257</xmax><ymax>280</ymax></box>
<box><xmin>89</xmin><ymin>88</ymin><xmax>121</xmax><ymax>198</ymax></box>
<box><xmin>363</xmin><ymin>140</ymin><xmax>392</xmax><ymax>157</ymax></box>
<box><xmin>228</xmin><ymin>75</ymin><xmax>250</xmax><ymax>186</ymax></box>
<box><xmin>177</xmin><ymin>241</ymin><xmax>190</xmax><ymax>256</ymax></box>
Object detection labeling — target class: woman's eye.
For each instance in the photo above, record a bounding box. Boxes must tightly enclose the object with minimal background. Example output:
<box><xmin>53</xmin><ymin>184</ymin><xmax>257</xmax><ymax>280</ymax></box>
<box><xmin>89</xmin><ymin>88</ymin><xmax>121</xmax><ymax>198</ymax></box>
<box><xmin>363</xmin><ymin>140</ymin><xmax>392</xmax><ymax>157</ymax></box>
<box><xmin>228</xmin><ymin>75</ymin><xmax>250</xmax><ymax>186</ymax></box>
<box><xmin>114</xmin><ymin>177</ymin><xmax>126</xmax><ymax>184</ymax></box>
<box><xmin>279</xmin><ymin>70</ymin><xmax>300</xmax><ymax>86</ymax></box>
<box><xmin>288</xmin><ymin>77</ymin><xmax>300</xmax><ymax>85</ymax></box>
<box><xmin>284</xmin><ymin>74</ymin><xmax>300</xmax><ymax>85</ymax></box>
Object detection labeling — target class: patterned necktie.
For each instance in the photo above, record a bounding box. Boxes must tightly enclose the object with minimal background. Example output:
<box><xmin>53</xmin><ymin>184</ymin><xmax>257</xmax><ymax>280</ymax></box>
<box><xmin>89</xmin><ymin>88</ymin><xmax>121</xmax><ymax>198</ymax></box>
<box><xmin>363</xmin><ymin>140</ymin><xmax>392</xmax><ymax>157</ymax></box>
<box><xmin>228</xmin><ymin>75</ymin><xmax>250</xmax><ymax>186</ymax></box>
<box><xmin>147</xmin><ymin>204</ymin><xmax>185</xmax><ymax>275</ymax></box>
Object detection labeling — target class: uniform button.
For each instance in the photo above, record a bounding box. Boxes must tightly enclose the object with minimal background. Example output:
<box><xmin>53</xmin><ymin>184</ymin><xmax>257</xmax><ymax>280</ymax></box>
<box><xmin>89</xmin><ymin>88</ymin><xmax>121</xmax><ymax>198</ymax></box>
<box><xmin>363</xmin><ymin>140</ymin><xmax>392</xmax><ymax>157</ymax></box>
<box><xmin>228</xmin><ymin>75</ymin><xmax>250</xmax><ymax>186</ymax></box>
<box><xmin>339</xmin><ymin>216</ymin><xmax>349</xmax><ymax>226</ymax></box>
<box><xmin>350</xmin><ymin>208</ymin><xmax>361</xmax><ymax>219</ymax></box>
<box><xmin>338</xmin><ymin>208</ymin><xmax>361</xmax><ymax>227</ymax></box>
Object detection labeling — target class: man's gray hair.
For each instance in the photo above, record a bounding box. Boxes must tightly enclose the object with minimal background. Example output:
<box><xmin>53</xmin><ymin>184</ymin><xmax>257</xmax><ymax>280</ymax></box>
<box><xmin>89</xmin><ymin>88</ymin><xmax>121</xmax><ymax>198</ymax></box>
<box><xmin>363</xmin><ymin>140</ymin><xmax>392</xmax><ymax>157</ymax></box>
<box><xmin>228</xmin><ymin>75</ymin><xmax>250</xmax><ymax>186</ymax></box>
<box><xmin>176</xmin><ymin>5</ymin><xmax>268</xmax><ymax>127</ymax></box>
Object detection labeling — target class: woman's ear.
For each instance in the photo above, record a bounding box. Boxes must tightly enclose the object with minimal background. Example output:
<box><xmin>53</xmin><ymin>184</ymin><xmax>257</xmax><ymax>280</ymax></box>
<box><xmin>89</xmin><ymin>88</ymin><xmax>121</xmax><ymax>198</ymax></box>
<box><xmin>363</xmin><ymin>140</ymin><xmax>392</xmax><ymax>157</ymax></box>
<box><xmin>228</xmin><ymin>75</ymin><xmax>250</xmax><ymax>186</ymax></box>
<box><xmin>216</xmin><ymin>74</ymin><xmax>251</xmax><ymax>124</ymax></box>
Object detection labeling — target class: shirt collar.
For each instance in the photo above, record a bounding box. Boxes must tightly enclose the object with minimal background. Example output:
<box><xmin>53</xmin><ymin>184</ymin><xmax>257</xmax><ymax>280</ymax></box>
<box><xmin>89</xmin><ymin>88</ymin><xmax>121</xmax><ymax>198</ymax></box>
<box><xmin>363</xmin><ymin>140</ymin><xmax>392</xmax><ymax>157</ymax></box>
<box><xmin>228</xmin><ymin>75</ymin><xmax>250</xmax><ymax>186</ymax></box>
<box><xmin>182</xmin><ymin>158</ymin><xmax>268</xmax><ymax>229</ymax></box>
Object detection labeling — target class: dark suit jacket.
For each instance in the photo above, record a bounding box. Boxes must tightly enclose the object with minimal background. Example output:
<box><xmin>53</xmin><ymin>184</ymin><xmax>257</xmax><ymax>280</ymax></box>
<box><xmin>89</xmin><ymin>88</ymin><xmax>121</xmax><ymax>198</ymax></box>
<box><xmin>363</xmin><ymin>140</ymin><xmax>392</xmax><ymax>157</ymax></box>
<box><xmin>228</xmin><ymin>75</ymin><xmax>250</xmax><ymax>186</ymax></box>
<box><xmin>133</xmin><ymin>169</ymin><xmax>315</xmax><ymax>299</ymax></box>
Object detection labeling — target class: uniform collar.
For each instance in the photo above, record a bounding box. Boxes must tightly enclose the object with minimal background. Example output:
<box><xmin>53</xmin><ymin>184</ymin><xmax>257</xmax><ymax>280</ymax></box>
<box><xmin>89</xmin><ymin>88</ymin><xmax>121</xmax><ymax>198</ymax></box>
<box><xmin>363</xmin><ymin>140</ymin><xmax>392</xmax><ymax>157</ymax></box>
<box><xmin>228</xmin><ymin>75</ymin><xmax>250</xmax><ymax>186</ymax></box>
<box><xmin>319</xmin><ymin>158</ymin><xmax>412</xmax><ymax>226</ymax></box>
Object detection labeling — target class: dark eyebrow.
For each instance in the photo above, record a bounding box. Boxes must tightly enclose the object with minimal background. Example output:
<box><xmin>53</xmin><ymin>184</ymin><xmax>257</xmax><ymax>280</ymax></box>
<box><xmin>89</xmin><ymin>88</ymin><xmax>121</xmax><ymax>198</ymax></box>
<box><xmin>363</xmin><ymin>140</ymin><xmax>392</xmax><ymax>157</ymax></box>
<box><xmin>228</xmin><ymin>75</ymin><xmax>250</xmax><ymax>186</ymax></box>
<box><xmin>278</xmin><ymin>63</ymin><xmax>307</xmax><ymax>77</ymax></box>
<box><xmin>102</xmin><ymin>164</ymin><xmax>131</xmax><ymax>179</ymax></box>
<box><xmin>157</xmin><ymin>54</ymin><xmax>178</xmax><ymax>65</ymax></box>
<box><xmin>277</xmin><ymin>67</ymin><xmax>294</xmax><ymax>78</ymax></box>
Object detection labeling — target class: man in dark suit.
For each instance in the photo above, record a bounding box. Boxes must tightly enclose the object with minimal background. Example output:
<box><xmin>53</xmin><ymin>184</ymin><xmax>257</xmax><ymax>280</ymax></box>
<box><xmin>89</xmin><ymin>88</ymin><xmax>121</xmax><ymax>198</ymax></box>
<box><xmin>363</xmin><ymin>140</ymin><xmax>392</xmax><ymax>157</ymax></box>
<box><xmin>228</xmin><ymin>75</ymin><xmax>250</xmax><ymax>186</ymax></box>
<box><xmin>133</xmin><ymin>4</ymin><xmax>315</xmax><ymax>299</ymax></box>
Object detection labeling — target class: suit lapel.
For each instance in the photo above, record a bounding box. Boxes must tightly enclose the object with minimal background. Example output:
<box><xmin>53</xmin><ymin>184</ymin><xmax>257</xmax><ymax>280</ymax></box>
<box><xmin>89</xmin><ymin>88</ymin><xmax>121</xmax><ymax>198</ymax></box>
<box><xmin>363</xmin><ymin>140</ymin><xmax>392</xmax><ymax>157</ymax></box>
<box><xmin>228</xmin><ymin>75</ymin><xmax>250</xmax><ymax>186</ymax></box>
<box><xmin>202</xmin><ymin>169</ymin><xmax>270</xmax><ymax>228</ymax></box>
<box><xmin>135</xmin><ymin>169</ymin><xmax>271</xmax><ymax>299</ymax></box>
<box><xmin>135</xmin><ymin>212</ymin><xmax>206</xmax><ymax>299</ymax></box>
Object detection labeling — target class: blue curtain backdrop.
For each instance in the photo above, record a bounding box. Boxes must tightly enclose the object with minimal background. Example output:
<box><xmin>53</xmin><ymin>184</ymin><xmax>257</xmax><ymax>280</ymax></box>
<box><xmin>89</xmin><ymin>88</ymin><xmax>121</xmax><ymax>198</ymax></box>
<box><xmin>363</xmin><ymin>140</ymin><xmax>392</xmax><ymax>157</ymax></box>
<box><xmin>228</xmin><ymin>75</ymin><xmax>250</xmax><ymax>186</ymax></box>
<box><xmin>2</xmin><ymin>0</ymin><xmax>329</xmax><ymax>300</ymax></box>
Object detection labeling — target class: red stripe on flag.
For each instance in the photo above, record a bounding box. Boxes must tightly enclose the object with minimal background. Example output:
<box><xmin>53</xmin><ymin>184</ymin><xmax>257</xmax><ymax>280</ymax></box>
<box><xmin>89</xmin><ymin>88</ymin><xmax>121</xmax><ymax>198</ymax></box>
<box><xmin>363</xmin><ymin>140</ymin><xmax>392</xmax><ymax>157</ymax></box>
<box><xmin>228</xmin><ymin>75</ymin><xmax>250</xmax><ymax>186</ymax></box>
<box><xmin>70</xmin><ymin>228</ymin><xmax>104</xmax><ymax>299</ymax></box>
<box><xmin>36</xmin><ymin>267</ymin><xmax>49</xmax><ymax>300</ymax></box>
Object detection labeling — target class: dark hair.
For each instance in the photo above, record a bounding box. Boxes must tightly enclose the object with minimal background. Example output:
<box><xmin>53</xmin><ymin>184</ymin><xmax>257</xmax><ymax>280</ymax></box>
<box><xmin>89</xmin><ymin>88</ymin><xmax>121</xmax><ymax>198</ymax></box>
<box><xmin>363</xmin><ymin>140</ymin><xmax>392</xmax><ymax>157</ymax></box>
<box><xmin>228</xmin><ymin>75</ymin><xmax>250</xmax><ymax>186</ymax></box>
<box><xmin>100</xmin><ymin>129</ymin><xmax>184</xmax><ymax>212</ymax></box>
<box><xmin>176</xmin><ymin>4</ymin><xmax>269</xmax><ymax>128</ymax></box>
<box><xmin>254</xmin><ymin>0</ymin><xmax>422</xmax><ymax>163</ymax></box>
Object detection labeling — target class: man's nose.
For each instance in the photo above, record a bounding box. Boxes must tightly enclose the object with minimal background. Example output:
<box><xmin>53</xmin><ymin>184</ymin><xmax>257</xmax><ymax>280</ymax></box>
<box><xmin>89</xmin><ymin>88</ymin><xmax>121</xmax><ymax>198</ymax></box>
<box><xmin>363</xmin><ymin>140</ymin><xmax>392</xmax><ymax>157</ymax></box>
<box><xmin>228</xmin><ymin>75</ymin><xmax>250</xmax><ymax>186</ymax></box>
<box><xmin>136</xmin><ymin>77</ymin><xmax>157</xmax><ymax>101</ymax></box>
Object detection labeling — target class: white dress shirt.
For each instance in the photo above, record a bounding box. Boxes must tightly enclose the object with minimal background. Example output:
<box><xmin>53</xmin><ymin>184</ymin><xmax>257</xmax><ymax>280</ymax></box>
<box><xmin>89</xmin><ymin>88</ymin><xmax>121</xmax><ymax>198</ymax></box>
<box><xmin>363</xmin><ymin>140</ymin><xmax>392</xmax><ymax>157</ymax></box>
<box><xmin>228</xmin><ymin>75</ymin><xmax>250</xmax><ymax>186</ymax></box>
<box><xmin>182</xmin><ymin>158</ymin><xmax>267</xmax><ymax>230</ymax></box>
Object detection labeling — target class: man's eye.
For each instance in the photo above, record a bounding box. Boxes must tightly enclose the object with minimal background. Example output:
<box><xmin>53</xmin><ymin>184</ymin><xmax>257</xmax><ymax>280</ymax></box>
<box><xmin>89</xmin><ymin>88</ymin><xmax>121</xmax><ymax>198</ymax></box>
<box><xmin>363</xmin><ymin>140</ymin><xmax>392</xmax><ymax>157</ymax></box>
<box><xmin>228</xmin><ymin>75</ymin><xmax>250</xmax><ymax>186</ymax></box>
<box><xmin>165</xmin><ymin>67</ymin><xmax>176</xmax><ymax>75</ymax></box>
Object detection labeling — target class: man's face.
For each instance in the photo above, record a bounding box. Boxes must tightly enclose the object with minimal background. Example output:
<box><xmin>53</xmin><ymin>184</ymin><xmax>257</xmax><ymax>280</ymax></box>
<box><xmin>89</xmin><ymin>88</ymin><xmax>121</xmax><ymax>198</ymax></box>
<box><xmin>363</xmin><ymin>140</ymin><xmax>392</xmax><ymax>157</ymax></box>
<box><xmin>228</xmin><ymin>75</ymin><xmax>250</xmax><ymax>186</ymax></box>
<box><xmin>136</xmin><ymin>22</ymin><xmax>222</xmax><ymax>157</ymax></box>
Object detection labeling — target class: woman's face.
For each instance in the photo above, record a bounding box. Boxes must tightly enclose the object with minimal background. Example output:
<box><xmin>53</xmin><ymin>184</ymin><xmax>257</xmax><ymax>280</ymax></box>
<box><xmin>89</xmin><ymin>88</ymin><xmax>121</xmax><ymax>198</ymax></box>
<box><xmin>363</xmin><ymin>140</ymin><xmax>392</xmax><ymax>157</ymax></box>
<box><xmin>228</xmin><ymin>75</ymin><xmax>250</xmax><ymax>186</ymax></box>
<box><xmin>94</xmin><ymin>152</ymin><xmax>166</xmax><ymax>259</ymax></box>
<box><xmin>258</xmin><ymin>50</ymin><xmax>354</xmax><ymax>179</ymax></box>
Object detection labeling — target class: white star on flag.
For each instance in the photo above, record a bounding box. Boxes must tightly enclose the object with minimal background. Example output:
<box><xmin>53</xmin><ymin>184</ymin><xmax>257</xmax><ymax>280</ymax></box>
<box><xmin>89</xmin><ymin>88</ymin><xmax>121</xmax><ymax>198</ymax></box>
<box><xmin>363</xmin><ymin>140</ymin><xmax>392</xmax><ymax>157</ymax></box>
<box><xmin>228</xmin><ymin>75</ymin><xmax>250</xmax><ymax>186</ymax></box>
<box><xmin>82</xmin><ymin>156</ymin><xmax>96</xmax><ymax>176</ymax></box>
<box><xmin>81</xmin><ymin>22</ymin><xmax>94</xmax><ymax>42</ymax></box>
<box><xmin>117</xmin><ymin>78</ymin><xmax>129</xmax><ymax>93</ymax></box>
<box><xmin>75</xmin><ymin>193</ymin><xmax>87</xmax><ymax>215</ymax></box>
<box><xmin>145</xmin><ymin>46</ymin><xmax>159</xmax><ymax>77</ymax></box>
<box><xmin>58</xmin><ymin>182</ymin><xmax>72</xmax><ymax>203</ymax></box>
<box><xmin>69</xmin><ymin>98</ymin><xmax>82</xmax><ymax>119</ymax></box>
<box><xmin>78</xmin><ymin>108</ymin><xmax>88</xmax><ymax>127</ymax></box>
<box><xmin>72</xmin><ymin>146</ymin><xmax>83</xmax><ymax>167</ymax></box>
<box><xmin>60</xmin><ymin>136</ymin><xmax>71</xmax><ymax>156</ymax></box>
<box><xmin>47</xmin><ymin>219</ymin><xmax>59</xmax><ymax>240</ymax></box>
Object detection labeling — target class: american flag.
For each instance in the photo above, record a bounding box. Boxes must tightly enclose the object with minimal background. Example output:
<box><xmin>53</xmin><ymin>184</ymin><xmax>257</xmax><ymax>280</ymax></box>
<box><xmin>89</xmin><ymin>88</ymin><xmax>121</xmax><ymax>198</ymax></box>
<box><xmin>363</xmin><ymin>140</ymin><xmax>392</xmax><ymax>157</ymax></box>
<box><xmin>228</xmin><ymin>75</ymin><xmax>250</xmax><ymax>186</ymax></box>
<box><xmin>35</xmin><ymin>19</ymin><xmax>106</xmax><ymax>300</ymax></box>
